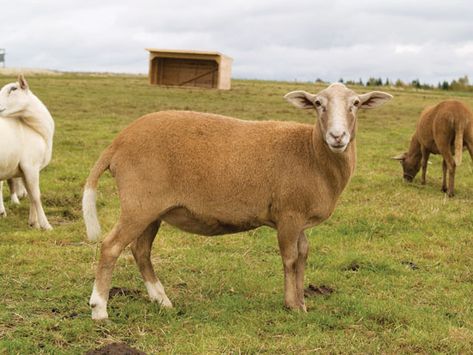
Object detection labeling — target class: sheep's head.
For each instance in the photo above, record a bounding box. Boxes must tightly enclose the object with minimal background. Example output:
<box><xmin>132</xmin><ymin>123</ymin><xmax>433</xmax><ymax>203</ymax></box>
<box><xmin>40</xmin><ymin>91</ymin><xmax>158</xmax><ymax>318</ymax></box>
<box><xmin>285</xmin><ymin>83</ymin><xmax>392</xmax><ymax>153</ymax></box>
<box><xmin>0</xmin><ymin>74</ymin><xmax>31</xmax><ymax>118</ymax></box>
<box><xmin>392</xmin><ymin>152</ymin><xmax>420</xmax><ymax>182</ymax></box>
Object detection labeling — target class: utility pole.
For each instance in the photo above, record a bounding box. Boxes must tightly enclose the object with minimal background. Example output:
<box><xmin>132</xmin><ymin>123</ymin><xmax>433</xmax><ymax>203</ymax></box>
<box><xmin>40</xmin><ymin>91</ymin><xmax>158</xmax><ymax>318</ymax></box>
<box><xmin>0</xmin><ymin>49</ymin><xmax>5</xmax><ymax>68</ymax></box>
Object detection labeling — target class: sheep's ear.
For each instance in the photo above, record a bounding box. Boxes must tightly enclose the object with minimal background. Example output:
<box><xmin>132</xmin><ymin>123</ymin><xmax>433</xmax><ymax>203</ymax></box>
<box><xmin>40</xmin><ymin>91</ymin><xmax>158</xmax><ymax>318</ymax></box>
<box><xmin>359</xmin><ymin>91</ymin><xmax>392</xmax><ymax>109</ymax></box>
<box><xmin>18</xmin><ymin>74</ymin><xmax>29</xmax><ymax>90</ymax></box>
<box><xmin>284</xmin><ymin>91</ymin><xmax>316</xmax><ymax>109</ymax></box>
<box><xmin>392</xmin><ymin>153</ymin><xmax>406</xmax><ymax>160</ymax></box>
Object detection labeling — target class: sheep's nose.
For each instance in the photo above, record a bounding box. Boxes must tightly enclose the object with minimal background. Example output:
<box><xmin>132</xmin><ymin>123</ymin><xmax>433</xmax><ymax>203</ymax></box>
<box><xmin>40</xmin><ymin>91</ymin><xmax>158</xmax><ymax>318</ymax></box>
<box><xmin>329</xmin><ymin>131</ymin><xmax>346</xmax><ymax>143</ymax></box>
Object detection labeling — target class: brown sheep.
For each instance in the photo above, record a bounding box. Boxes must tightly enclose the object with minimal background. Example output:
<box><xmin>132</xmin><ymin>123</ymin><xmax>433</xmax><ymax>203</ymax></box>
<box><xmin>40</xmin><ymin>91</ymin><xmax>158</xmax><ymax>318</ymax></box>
<box><xmin>82</xmin><ymin>83</ymin><xmax>392</xmax><ymax>320</ymax></box>
<box><xmin>393</xmin><ymin>100</ymin><xmax>473</xmax><ymax>197</ymax></box>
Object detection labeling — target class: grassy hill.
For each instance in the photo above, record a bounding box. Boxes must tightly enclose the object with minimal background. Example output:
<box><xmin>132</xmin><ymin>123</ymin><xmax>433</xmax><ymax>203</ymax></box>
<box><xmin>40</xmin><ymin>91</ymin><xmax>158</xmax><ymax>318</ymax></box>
<box><xmin>1</xmin><ymin>74</ymin><xmax>473</xmax><ymax>353</ymax></box>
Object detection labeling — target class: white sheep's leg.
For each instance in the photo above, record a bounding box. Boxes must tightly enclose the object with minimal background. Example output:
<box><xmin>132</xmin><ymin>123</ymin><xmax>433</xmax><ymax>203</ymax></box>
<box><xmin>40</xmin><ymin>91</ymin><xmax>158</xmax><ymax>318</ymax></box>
<box><xmin>7</xmin><ymin>179</ymin><xmax>20</xmax><ymax>205</ymax></box>
<box><xmin>131</xmin><ymin>220</ymin><xmax>172</xmax><ymax>308</ymax></box>
<box><xmin>0</xmin><ymin>181</ymin><xmax>6</xmax><ymax>217</ymax></box>
<box><xmin>91</xmin><ymin>217</ymin><xmax>150</xmax><ymax>320</ymax></box>
<box><xmin>22</xmin><ymin>167</ymin><xmax>52</xmax><ymax>230</ymax></box>
<box><xmin>14</xmin><ymin>178</ymin><xmax>27</xmax><ymax>200</ymax></box>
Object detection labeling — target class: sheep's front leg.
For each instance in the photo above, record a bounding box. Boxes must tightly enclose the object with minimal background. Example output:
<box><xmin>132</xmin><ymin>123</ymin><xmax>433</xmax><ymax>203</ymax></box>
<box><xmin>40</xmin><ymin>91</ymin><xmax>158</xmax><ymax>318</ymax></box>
<box><xmin>0</xmin><ymin>181</ymin><xmax>6</xmax><ymax>217</ymax></box>
<box><xmin>277</xmin><ymin>221</ymin><xmax>305</xmax><ymax>311</ymax></box>
<box><xmin>9</xmin><ymin>178</ymin><xmax>26</xmax><ymax>205</ymax></box>
<box><xmin>296</xmin><ymin>232</ymin><xmax>309</xmax><ymax>312</ymax></box>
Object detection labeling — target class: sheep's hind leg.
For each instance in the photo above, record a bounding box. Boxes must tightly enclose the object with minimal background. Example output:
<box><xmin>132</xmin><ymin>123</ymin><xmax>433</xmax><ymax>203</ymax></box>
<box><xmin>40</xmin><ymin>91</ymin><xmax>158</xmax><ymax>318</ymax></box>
<box><xmin>441</xmin><ymin>159</ymin><xmax>448</xmax><ymax>193</ymax></box>
<box><xmin>90</xmin><ymin>217</ymin><xmax>150</xmax><ymax>320</ymax></box>
<box><xmin>131</xmin><ymin>219</ymin><xmax>173</xmax><ymax>308</ymax></box>
<box><xmin>0</xmin><ymin>181</ymin><xmax>6</xmax><ymax>217</ymax></box>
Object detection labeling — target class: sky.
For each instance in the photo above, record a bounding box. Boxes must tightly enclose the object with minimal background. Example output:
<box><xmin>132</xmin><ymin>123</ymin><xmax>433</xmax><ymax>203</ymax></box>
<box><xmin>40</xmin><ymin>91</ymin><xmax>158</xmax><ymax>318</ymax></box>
<box><xmin>1</xmin><ymin>0</ymin><xmax>473</xmax><ymax>84</ymax></box>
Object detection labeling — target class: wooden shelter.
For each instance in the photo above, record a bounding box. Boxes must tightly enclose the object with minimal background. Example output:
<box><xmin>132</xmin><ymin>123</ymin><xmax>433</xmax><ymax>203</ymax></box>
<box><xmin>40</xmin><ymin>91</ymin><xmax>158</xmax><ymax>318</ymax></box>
<box><xmin>146</xmin><ymin>49</ymin><xmax>232</xmax><ymax>90</ymax></box>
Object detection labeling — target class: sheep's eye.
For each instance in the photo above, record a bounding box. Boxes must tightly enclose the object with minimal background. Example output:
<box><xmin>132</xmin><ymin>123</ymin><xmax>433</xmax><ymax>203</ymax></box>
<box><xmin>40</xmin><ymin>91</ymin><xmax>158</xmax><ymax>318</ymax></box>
<box><xmin>9</xmin><ymin>87</ymin><xmax>17</xmax><ymax>94</ymax></box>
<box><xmin>353</xmin><ymin>99</ymin><xmax>360</xmax><ymax>107</ymax></box>
<box><xmin>314</xmin><ymin>100</ymin><xmax>322</xmax><ymax>108</ymax></box>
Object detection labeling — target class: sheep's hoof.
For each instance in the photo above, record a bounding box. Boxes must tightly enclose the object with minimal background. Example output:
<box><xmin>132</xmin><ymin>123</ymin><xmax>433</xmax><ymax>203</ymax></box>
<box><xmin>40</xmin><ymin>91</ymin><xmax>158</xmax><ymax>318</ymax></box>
<box><xmin>157</xmin><ymin>298</ymin><xmax>173</xmax><ymax>308</ymax></box>
<box><xmin>447</xmin><ymin>192</ymin><xmax>455</xmax><ymax>198</ymax></box>
<box><xmin>29</xmin><ymin>221</ymin><xmax>40</xmax><ymax>229</ymax></box>
<box><xmin>284</xmin><ymin>301</ymin><xmax>307</xmax><ymax>312</ymax></box>
<box><xmin>11</xmin><ymin>196</ymin><xmax>20</xmax><ymax>205</ymax></box>
<box><xmin>91</xmin><ymin>310</ymin><xmax>109</xmax><ymax>321</ymax></box>
<box><xmin>17</xmin><ymin>191</ymin><xmax>28</xmax><ymax>199</ymax></box>
<box><xmin>0</xmin><ymin>210</ymin><xmax>6</xmax><ymax>218</ymax></box>
<box><xmin>441</xmin><ymin>186</ymin><xmax>447</xmax><ymax>193</ymax></box>
<box><xmin>41</xmin><ymin>223</ymin><xmax>53</xmax><ymax>231</ymax></box>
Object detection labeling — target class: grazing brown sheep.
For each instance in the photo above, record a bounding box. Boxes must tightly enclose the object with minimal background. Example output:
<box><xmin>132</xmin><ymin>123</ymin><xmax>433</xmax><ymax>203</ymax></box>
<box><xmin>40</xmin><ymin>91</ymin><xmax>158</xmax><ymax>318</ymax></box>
<box><xmin>394</xmin><ymin>100</ymin><xmax>473</xmax><ymax>197</ymax></box>
<box><xmin>82</xmin><ymin>83</ymin><xmax>392</xmax><ymax>320</ymax></box>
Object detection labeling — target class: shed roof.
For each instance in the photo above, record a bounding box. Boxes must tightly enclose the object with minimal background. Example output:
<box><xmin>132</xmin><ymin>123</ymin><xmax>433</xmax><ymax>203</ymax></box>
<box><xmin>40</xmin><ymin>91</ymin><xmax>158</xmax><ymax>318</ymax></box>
<box><xmin>146</xmin><ymin>48</ymin><xmax>232</xmax><ymax>61</ymax></box>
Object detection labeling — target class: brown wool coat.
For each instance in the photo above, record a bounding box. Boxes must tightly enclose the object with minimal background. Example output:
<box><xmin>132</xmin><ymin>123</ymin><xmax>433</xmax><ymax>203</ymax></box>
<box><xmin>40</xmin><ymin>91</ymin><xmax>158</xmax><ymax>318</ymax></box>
<box><xmin>88</xmin><ymin>111</ymin><xmax>355</xmax><ymax>234</ymax></box>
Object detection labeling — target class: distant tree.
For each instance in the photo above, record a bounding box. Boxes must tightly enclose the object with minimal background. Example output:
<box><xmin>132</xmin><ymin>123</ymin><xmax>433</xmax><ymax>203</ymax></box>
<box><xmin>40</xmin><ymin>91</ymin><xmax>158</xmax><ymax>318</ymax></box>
<box><xmin>411</xmin><ymin>79</ymin><xmax>421</xmax><ymax>89</ymax></box>
<box><xmin>358</xmin><ymin>78</ymin><xmax>364</xmax><ymax>86</ymax></box>
<box><xmin>366</xmin><ymin>77</ymin><xmax>380</xmax><ymax>86</ymax></box>
<box><xmin>385</xmin><ymin>78</ymin><xmax>391</xmax><ymax>86</ymax></box>
<box><xmin>315</xmin><ymin>78</ymin><xmax>325</xmax><ymax>83</ymax></box>
<box><xmin>395</xmin><ymin>79</ymin><xmax>405</xmax><ymax>87</ymax></box>
<box><xmin>338</xmin><ymin>78</ymin><xmax>344</xmax><ymax>83</ymax></box>
<box><xmin>441</xmin><ymin>81</ymin><xmax>450</xmax><ymax>90</ymax></box>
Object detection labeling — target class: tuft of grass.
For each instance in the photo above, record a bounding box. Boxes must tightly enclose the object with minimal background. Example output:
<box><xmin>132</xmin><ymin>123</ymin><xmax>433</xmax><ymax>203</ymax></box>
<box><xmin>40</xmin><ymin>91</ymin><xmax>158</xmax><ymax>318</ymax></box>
<box><xmin>1</xmin><ymin>74</ymin><xmax>473</xmax><ymax>353</ymax></box>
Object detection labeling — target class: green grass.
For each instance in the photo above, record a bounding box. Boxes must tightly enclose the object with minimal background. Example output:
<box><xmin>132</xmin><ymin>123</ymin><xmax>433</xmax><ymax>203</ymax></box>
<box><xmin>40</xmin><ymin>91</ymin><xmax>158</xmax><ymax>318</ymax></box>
<box><xmin>1</xmin><ymin>74</ymin><xmax>473</xmax><ymax>354</ymax></box>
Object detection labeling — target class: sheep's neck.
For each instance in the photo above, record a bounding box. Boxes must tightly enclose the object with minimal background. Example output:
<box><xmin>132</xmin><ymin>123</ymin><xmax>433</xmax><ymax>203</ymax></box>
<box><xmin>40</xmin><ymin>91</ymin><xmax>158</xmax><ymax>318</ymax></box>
<box><xmin>311</xmin><ymin>122</ymin><xmax>356</xmax><ymax>196</ymax></box>
<box><xmin>405</xmin><ymin>134</ymin><xmax>422</xmax><ymax>166</ymax></box>
<box><xmin>20</xmin><ymin>94</ymin><xmax>54</xmax><ymax>153</ymax></box>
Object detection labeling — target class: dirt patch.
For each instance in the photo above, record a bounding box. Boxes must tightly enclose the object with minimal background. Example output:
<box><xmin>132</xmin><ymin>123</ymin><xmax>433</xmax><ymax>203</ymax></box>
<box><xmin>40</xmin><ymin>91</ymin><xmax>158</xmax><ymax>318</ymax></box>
<box><xmin>401</xmin><ymin>260</ymin><xmax>419</xmax><ymax>270</ymax></box>
<box><xmin>342</xmin><ymin>262</ymin><xmax>360</xmax><ymax>272</ymax></box>
<box><xmin>85</xmin><ymin>342</ymin><xmax>146</xmax><ymax>355</ymax></box>
<box><xmin>304</xmin><ymin>284</ymin><xmax>334</xmax><ymax>297</ymax></box>
<box><xmin>108</xmin><ymin>287</ymin><xmax>141</xmax><ymax>300</ymax></box>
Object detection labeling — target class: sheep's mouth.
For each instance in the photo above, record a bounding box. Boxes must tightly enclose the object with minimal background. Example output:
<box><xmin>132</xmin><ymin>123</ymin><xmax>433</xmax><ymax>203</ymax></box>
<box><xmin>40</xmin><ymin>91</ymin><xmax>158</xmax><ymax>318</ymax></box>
<box><xmin>328</xmin><ymin>143</ymin><xmax>347</xmax><ymax>153</ymax></box>
<box><xmin>403</xmin><ymin>174</ymin><xmax>414</xmax><ymax>182</ymax></box>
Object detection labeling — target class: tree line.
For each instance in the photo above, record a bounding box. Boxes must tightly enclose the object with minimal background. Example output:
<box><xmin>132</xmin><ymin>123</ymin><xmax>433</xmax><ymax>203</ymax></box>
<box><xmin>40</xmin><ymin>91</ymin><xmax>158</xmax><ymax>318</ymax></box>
<box><xmin>315</xmin><ymin>75</ymin><xmax>472</xmax><ymax>91</ymax></box>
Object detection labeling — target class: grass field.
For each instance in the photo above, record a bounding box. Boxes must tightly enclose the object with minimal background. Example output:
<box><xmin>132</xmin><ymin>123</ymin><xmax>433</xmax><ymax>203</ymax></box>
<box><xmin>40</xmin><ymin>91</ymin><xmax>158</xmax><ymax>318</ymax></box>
<box><xmin>1</xmin><ymin>74</ymin><xmax>473</xmax><ymax>354</ymax></box>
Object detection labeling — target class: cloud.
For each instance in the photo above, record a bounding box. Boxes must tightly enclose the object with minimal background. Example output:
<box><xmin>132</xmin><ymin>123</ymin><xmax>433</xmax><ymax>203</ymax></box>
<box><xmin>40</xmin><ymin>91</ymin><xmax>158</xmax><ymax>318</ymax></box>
<box><xmin>1</xmin><ymin>0</ymin><xmax>472</xmax><ymax>83</ymax></box>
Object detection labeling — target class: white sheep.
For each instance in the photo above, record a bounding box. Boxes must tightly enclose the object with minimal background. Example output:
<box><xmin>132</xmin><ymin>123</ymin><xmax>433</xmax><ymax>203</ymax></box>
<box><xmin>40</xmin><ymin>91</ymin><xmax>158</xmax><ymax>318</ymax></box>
<box><xmin>0</xmin><ymin>75</ymin><xmax>54</xmax><ymax>229</ymax></box>
<box><xmin>83</xmin><ymin>83</ymin><xmax>392</xmax><ymax>320</ymax></box>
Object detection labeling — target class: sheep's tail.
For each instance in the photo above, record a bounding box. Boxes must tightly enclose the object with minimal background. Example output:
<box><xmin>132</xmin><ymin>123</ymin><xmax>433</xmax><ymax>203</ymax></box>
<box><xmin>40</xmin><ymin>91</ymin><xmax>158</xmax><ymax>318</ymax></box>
<box><xmin>454</xmin><ymin>122</ymin><xmax>464</xmax><ymax>166</ymax></box>
<box><xmin>82</xmin><ymin>147</ymin><xmax>114</xmax><ymax>242</ymax></box>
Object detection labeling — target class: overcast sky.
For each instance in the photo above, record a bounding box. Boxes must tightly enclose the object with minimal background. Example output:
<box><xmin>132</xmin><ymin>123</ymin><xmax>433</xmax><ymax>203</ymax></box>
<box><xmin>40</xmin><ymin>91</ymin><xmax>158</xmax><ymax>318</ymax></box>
<box><xmin>1</xmin><ymin>0</ymin><xmax>472</xmax><ymax>84</ymax></box>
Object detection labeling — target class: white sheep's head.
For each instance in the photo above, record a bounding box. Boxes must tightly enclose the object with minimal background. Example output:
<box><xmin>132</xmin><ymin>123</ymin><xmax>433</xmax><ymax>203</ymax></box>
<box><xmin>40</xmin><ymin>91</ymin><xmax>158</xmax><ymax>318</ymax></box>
<box><xmin>285</xmin><ymin>83</ymin><xmax>392</xmax><ymax>153</ymax></box>
<box><xmin>0</xmin><ymin>74</ymin><xmax>31</xmax><ymax>118</ymax></box>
